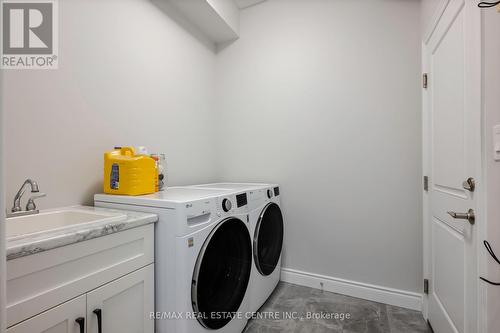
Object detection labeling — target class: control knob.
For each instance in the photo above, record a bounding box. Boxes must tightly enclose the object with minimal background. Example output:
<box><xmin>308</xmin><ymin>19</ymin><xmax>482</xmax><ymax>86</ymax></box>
<box><xmin>222</xmin><ymin>198</ymin><xmax>232</xmax><ymax>212</ymax></box>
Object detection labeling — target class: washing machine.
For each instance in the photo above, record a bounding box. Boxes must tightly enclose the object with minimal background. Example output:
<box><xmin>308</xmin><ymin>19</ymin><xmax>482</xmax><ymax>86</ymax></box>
<box><xmin>188</xmin><ymin>183</ymin><xmax>284</xmax><ymax>313</ymax></box>
<box><xmin>94</xmin><ymin>187</ymin><xmax>253</xmax><ymax>333</ymax></box>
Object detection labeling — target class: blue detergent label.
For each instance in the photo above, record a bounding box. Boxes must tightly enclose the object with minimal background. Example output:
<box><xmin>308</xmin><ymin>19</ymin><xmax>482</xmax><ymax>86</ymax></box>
<box><xmin>110</xmin><ymin>163</ymin><xmax>119</xmax><ymax>189</ymax></box>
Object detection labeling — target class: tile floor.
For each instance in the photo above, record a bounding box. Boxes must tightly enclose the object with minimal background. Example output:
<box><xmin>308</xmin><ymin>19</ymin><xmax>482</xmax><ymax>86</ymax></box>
<box><xmin>244</xmin><ymin>282</ymin><xmax>431</xmax><ymax>333</ymax></box>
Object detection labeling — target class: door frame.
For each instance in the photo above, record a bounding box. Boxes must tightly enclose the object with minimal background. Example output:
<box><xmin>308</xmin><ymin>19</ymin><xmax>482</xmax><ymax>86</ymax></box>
<box><xmin>0</xmin><ymin>86</ymin><xmax>5</xmax><ymax>333</ymax></box>
<box><xmin>0</xmin><ymin>1</ymin><xmax>6</xmax><ymax>330</ymax></box>
<box><xmin>421</xmin><ymin>1</ymin><xmax>487</xmax><ymax>332</ymax></box>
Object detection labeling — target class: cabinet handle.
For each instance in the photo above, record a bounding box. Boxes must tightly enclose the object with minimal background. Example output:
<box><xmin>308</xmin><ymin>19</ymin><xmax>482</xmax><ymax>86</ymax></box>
<box><xmin>93</xmin><ymin>309</ymin><xmax>102</xmax><ymax>333</ymax></box>
<box><xmin>75</xmin><ymin>317</ymin><xmax>85</xmax><ymax>333</ymax></box>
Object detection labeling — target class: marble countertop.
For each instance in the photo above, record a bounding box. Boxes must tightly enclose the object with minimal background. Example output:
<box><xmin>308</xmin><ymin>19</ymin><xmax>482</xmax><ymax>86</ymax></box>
<box><xmin>6</xmin><ymin>206</ymin><xmax>158</xmax><ymax>261</ymax></box>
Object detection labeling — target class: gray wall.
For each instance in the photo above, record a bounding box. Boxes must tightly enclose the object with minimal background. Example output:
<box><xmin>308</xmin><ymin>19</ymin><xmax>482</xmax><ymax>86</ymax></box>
<box><xmin>2</xmin><ymin>0</ymin><xmax>423</xmax><ymax>296</ymax></box>
<box><xmin>215</xmin><ymin>0</ymin><xmax>423</xmax><ymax>292</ymax></box>
<box><xmin>2</xmin><ymin>0</ymin><xmax>218</xmax><ymax>208</ymax></box>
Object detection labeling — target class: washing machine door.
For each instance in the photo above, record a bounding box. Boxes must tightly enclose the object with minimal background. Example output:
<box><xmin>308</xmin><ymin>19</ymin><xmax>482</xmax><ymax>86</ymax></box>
<box><xmin>191</xmin><ymin>217</ymin><xmax>252</xmax><ymax>330</ymax></box>
<box><xmin>254</xmin><ymin>202</ymin><xmax>284</xmax><ymax>276</ymax></box>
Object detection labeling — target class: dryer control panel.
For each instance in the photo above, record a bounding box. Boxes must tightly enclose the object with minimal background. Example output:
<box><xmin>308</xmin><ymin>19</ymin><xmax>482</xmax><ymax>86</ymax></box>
<box><xmin>247</xmin><ymin>186</ymin><xmax>281</xmax><ymax>211</ymax></box>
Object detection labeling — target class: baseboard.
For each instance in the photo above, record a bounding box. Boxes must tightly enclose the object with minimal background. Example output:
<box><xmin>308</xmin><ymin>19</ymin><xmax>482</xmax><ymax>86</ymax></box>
<box><xmin>280</xmin><ymin>267</ymin><xmax>422</xmax><ymax>311</ymax></box>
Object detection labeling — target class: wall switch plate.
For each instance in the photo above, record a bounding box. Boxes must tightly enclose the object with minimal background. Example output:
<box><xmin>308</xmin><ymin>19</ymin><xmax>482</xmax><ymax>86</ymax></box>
<box><xmin>494</xmin><ymin>125</ymin><xmax>500</xmax><ymax>161</ymax></box>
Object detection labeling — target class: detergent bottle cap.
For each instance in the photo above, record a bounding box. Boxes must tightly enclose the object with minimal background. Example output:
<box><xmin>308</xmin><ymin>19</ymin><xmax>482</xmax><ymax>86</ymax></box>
<box><xmin>135</xmin><ymin>146</ymin><xmax>149</xmax><ymax>155</ymax></box>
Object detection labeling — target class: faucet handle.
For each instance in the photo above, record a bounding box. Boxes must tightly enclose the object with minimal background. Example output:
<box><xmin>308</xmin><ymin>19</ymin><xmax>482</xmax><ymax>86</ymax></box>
<box><xmin>26</xmin><ymin>193</ymin><xmax>46</xmax><ymax>211</ymax></box>
<box><xmin>12</xmin><ymin>179</ymin><xmax>40</xmax><ymax>213</ymax></box>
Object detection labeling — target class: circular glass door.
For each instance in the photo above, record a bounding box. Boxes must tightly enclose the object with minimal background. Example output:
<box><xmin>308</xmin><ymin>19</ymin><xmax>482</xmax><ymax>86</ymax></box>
<box><xmin>191</xmin><ymin>218</ymin><xmax>251</xmax><ymax>329</ymax></box>
<box><xmin>254</xmin><ymin>203</ymin><xmax>284</xmax><ymax>276</ymax></box>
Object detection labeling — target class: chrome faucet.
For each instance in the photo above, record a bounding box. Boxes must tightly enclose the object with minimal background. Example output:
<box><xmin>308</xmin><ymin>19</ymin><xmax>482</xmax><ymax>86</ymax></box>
<box><xmin>8</xmin><ymin>179</ymin><xmax>46</xmax><ymax>218</ymax></box>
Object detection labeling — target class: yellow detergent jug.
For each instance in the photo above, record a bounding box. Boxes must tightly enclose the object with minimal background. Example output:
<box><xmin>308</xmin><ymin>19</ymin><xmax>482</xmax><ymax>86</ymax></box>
<box><xmin>103</xmin><ymin>147</ymin><xmax>156</xmax><ymax>195</ymax></box>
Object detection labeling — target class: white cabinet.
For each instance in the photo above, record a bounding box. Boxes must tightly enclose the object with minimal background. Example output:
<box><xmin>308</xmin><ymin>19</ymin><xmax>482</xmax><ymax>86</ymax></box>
<box><xmin>6</xmin><ymin>224</ymin><xmax>155</xmax><ymax>332</ymax></box>
<box><xmin>7</xmin><ymin>295</ymin><xmax>86</xmax><ymax>333</ymax></box>
<box><xmin>7</xmin><ymin>265</ymin><xmax>154</xmax><ymax>333</ymax></box>
<box><xmin>87</xmin><ymin>265</ymin><xmax>154</xmax><ymax>333</ymax></box>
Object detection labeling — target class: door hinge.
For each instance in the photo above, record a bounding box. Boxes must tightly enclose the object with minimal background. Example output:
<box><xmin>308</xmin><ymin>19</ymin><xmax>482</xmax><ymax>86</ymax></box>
<box><xmin>424</xmin><ymin>176</ymin><xmax>429</xmax><ymax>192</ymax></box>
<box><xmin>424</xmin><ymin>279</ymin><xmax>429</xmax><ymax>294</ymax></box>
<box><xmin>423</xmin><ymin>73</ymin><xmax>428</xmax><ymax>89</ymax></box>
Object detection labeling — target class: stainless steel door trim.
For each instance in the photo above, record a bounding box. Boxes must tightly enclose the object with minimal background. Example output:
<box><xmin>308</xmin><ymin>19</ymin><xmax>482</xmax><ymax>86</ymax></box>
<box><xmin>191</xmin><ymin>216</ymin><xmax>248</xmax><ymax>329</ymax></box>
<box><xmin>253</xmin><ymin>202</ymin><xmax>282</xmax><ymax>276</ymax></box>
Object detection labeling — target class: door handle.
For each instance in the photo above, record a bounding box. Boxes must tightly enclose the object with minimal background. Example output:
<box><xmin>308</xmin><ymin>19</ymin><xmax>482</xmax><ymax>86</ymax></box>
<box><xmin>462</xmin><ymin>177</ymin><xmax>475</xmax><ymax>192</ymax></box>
<box><xmin>75</xmin><ymin>317</ymin><xmax>85</xmax><ymax>333</ymax></box>
<box><xmin>93</xmin><ymin>309</ymin><xmax>102</xmax><ymax>333</ymax></box>
<box><xmin>447</xmin><ymin>209</ymin><xmax>475</xmax><ymax>225</ymax></box>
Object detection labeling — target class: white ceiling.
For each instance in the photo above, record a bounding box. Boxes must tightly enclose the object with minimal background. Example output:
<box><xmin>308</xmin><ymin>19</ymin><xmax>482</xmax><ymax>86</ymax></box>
<box><xmin>234</xmin><ymin>0</ymin><xmax>267</xmax><ymax>9</ymax></box>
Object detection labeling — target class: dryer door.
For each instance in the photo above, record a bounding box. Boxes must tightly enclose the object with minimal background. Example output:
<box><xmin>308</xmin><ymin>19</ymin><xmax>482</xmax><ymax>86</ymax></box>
<box><xmin>191</xmin><ymin>218</ymin><xmax>251</xmax><ymax>330</ymax></box>
<box><xmin>254</xmin><ymin>203</ymin><xmax>284</xmax><ymax>276</ymax></box>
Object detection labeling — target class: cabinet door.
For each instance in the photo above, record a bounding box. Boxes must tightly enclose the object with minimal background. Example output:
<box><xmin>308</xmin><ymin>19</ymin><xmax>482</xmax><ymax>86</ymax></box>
<box><xmin>86</xmin><ymin>265</ymin><xmax>154</xmax><ymax>333</ymax></box>
<box><xmin>7</xmin><ymin>295</ymin><xmax>86</xmax><ymax>333</ymax></box>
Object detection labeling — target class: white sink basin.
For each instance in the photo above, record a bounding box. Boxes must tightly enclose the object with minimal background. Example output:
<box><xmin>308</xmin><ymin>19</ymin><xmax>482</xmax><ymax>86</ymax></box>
<box><xmin>6</xmin><ymin>209</ymin><xmax>127</xmax><ymax>240</ymax></box>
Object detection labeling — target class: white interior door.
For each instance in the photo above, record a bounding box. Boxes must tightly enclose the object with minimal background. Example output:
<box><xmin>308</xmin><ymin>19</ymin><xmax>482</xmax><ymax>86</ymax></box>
<box><xmin>424</xmin><ymin>0</ymin><xmax>481</xmax><ymax>333</ymax></box>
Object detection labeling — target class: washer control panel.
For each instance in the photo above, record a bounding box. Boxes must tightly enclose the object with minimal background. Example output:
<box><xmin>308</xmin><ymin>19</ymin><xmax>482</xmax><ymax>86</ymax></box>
<box><xmin>222</xmin><ymin>198</ymin><xmax>232</xmax><ymax>212</ymax></box>
<box><xmin>216</xmin><ymin>192</ymin><xmax>248</xmax><ymax>217</ymax></box>
<box><xmin>236</xmin><ymin>193</ymin><xmax>248</xmax><ymax>207</ymax></box>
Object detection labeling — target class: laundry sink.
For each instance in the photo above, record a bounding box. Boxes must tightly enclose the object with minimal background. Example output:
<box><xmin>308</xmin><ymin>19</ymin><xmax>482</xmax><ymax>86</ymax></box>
<box><xmin>6</xmin><ymin>208</ymin><xmax>127</xmax><ymax>240</ymax></box>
